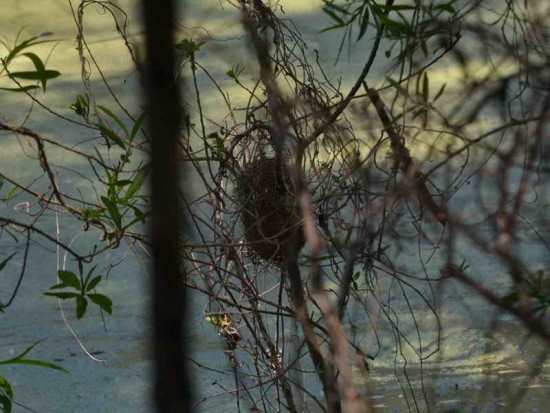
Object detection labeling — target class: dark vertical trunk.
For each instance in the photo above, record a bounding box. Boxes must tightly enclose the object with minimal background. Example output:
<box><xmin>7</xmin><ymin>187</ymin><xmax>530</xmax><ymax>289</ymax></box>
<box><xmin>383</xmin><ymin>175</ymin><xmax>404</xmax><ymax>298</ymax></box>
<box><xmin>142</xmin><ymin>0</ymin><xmax>192</xmax><ymax>411</ymax></box>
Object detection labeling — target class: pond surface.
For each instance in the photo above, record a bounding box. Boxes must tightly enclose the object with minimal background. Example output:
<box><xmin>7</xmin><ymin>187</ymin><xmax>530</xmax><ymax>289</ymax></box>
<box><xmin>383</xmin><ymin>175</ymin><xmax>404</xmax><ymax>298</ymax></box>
<box><xmin>1</xmin><ymin>1</ymin><xmax>549</xmax><ymax>412</ymax></box>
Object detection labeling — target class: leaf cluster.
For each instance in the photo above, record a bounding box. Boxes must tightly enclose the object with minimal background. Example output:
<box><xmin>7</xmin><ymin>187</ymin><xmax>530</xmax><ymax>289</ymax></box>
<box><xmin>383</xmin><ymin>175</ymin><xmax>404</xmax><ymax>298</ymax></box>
<box><xmin>0</xmin><ymin>31</ymin><xmax>60</xmax><ymax>93</ymax></box>
<box><xmin>0</xmin><ymin>340</ymin><xmax>67</xmax><ymax>413</ymax></box>
<box><xmin>44</xmin><ymin>268</ymin><xmax>112</xmax><ymax>320</ymax></box>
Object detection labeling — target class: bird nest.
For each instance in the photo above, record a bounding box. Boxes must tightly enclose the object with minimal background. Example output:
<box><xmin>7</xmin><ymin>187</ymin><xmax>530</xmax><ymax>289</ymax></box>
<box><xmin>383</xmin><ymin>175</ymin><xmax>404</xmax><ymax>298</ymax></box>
<box><xmin>234</xmin><ymin>157</ymin><xmax>304</xmax><ymax>265</ymax></box>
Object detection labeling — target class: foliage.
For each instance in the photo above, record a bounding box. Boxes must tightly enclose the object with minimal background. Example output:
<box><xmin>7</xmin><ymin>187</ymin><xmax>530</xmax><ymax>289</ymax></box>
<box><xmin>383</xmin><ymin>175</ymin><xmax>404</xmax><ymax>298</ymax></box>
<box><xmin>44</xmin><ymin>268</ymin><xmax>113</xmax><ymax>319</ymax></box>
<box><xmin>0</xmin><ymin>340</ymin><xmax>67</xmax><ymax>413</ymax></box>
<box><xmin>1</xmin><ymin>0</ymin><xmax>550</xmax><ymax>411</ymax></box>
<box><xmin>0</xmin><ymin>30</ymin><xmax>60</xmax><ymax>93</ymax></box>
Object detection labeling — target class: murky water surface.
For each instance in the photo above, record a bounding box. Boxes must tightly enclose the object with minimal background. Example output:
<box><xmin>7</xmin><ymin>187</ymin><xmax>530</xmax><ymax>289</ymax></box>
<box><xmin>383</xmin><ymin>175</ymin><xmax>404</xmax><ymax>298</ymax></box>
<box><xmin>1</xmin><ymin>1</ymin><xmax>549</xmax><ymax>412</ymax></box>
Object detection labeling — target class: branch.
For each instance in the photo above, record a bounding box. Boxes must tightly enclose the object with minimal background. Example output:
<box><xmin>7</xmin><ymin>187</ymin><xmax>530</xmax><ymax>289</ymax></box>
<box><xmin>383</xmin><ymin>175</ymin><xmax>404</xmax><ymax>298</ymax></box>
<box><xmin>364</xmin><ymin>84</ymin><xmax>447</xmax><ymax>226</ymax></box>
<box><xmin>442</xmin><ymin>264</ymin><xmax>550</xmax><ymax>342</ymax></box>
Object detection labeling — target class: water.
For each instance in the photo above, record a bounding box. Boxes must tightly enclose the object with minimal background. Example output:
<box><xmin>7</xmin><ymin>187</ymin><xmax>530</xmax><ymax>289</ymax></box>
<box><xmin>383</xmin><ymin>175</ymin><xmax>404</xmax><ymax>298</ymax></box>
<box><xmin>1</xmin><ymin>0</ymin><xmax>549</xmax><ymax>412</ymax></box>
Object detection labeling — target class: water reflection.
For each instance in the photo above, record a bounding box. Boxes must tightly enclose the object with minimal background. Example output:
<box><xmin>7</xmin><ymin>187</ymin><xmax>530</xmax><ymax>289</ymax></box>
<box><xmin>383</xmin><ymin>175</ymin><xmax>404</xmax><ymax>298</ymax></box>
<box><xmin>1</xmin><ymin>1</ymin><xmax>548</xmax><ymax>412</ymax></box>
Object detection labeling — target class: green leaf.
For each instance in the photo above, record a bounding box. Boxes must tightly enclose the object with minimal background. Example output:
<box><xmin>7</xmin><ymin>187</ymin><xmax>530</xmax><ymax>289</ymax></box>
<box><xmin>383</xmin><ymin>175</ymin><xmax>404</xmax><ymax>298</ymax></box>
<box><xmin>2</xmin><ymin>358</ymin><xmax>68</xmax><ymax>373</ymax></box>
<box><xmin>0</xmin><ymin>339</ymin><xmax>68</xmax><ymax>373</ymax></box>
<box><xmin>70</xmin><ymin>94</ymin><xmax>90</xmax><ymax>117</ymax></box>
<box><xmin>5</xmin><ymin>187</ymin><xmax>19</xmax><ymax>202</ymax></box>
<box><xmin>0</xmin><ymin>378</ymin><xmax>13</xmax><ymax>412</ymax></box>
<box><xmin>0</xmin><ymin>374</ymin><xmax>14</xmax><ymax>399</ymax></box>
<box><xmin>130</xmin><ymin>112</ymin><xmax>146</xmax><ymax>141</ymax></box>
<box><xmin>96</xmin><ymin>123</ymin><xmax>126</xmax><ymax>149</ymax></box>
<box><xmin>174</xmin><ymin>39</ymin><xmax>205</xmax><ymax>58</ymax></box>
<box><xmin>114</xmin><ymin>180</ymin><xmax>133</xmax><ymax>187</ymax></box>
<box><xmin>357</xmin><ymin>7</ymin><xmax>370</xmax><ymax>41</ymax></box>
<box><xmin>83</xmin><ymin>264</ymin><xmax>98</xmax><ymax>287</ymax></box>
<box><xmin>344</xmin><ymin>227</ymin><xmax>353</xmax><ymax>245</ymax></box>
<box><xmin>9</xmin><ymin>69</ymin><xmax>60</xmax><ymax>82</ymax></box>
<box><xmin>101</xmin><ymin>196</ymin><xmax>122</xmax><ymax>230</ymax></box>
<box><xmin>0</xmin><ymin>339</ymin><xmax>42</xmax><ymax>362</ymax></box>
<box><xmin>125</xmin><ymin>168</ymin><xmax>148</xmax><ymax>200</ymax></box>
<box><xmin>5</xmin><ymin>36</ymin><xmax>40</xmax><ymax>65</ymax></box>
<box><xmin>318</xmin><ymin>24</ymin><xmax>347</xmax><ymax>34</ymax></box>
<box><xmin>86</xmin><ymin>275</ymin><xmax>102</xmax><ymax>292</ymax></box>
<box><xmin>433</xmin><ymin>83</ymin><xmax>447</xmax><ymax>102</ymax></box>
<box><xmin>422</xmin><ymin>73</ymin><xmax>429</xmax><ymax>103</ymax></box>
<box><xmin>48</xmin><ymin>282</ymin><xmax>69</xmax><ymax>290</ymax></box>
<box><xmin>0</xmin><ymin>253</ymin><xmax>16</xmax><ymax>273</ymax></box>
<box><xmin>386</xmin><ymin>77</ymin><xmax>408</xmax><ymax>95</ymax></box>
<box><xmin>226</xmin><ymin>64</ymin><xmax>244</xmax><ymax>80</ymax></box>
<box><xmin>44</xmin><ymin>292</ymin><xmax>80</xmax><ymax>299</ymax></box>
<box><xmin>386</xmin><ymin>4</ymin><xmax>416</xmax><ymax>11</ymax></box>
<box><xmin>123</xmin><ymin>206</ymin><xmax>149</xmax><ymax>228</ymax></box>
<box><xmin>76</xmin><ymin>296</ymin><xmax>88</xmax><ymax>319</ymax></box>
<box><xmin>322</xmin><ymin>6</ymin><xmax>345</xmax><ymax>26</ymax></box>
<box><xmin>435</xmin><ymin>2</ymin><xmax>457</xmax><ymax>14</ymax></box>
<box><xmin>322</xmin><ymin>2</ymin><xmax>350</xmax><ymax>15</ymax></box>
<box><xmin>88</xmin><ymin>294</ymin><xmax>113</xmax><ymax>315</ymax></box>
<box><xmin>20</xmin><ymin>52</ymin><xmax>47</xmax><ymax>89</ymax></box>
<box><xmin>5</xmin><ymin>35</ymin><xmax>56</xmax><ymax>66</ymax></box>
<box><xmin>57</xmin><ymin>270</ymin><xmax>81</xmax><ymax>290</ymax></box>
<box><xmin>0</xmin><ymin>85</ymin><xmax>40</xmax><ymax>93</ymax></box>
<box><xmin>98</xmin><ymin>105</ymin><xmax>129</xmax><ymax>138</ymax></box>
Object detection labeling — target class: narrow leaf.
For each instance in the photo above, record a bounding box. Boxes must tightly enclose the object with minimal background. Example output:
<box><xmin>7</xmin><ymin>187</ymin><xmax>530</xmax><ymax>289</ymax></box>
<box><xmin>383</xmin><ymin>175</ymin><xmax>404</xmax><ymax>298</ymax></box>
<box><xmin>98</xmin><ymin>105</ymin><xmax>129</xmax><ymax>138</ymax></box>
<box><xmin>3</xmin><ymin>359</ymin><xmax>68</xmax><ymax>373</ymax></box>
<box><xmin>0</xmin><ymin>339</ymin><xmax>48</xmax><ymax>365</ymax></box>
<box><xmin>422</xmin><ymin>73</ymin><xmax>429</xmax><ymax>102</ymax></box>
<box><xmin>125</xmin><ymin>168</ymin><xmax>148</xmax><ymax>199</ymax></box>
<box><xmin>433</xmin><ymin>83</ymin><xmax>447</xmax><ymax>102</ymax></box>
<box><xmin>386</xmin><ymin>77</ymin><xmax>408</xmax><ymax>95</ymax></box>
<box><xmin>6</xmin><ymin>187</ymin><xmax>20</xmax><ymax>202</ymax></box>
<box><xmin>9</xmin><ymin>70</ymin><xmax>60</xmax><ymax>81</ymax></box>
<box><xmin>88</xmin><ymin>294</ymin><xmax>113</xmax><ymax>315</ymax></box>
<box><xmin>48</xmin><ymin>282</ymin><xmax>69</xmax><ymax>290</ymax></box>
<box><xmin>0</xmin><ymin>85</ymin><xmax>40</xmax><ymax>93</ymax></box>
<box><xmin>322</xmin><ymin>6</ymin><xmax>345</xmax><ymax>26</ymax></box>
<box><xmin>114</xmin><ymin>180</ymin><xmax>133</xmax><ymax>187</ymax></box>
<box><xmin>101</xmin><ymin>196</ymin><xmax>122</xmax><ymax>230</ymax></box>
<box><xmin>0</xmin><ymin>392</ymin><xmax>12</xmax><ymax>413</ymax></box>
<box><xmin>96</xmin><ymin>123</ymin><xmax>126</xmax><ymax>149</ymax></box>
<box><xmin>130</xmin><ymin>112</ymin><xmax>146</xmax><ymax>141</ymax></box>
<box><xmin>83</xmin><ymin>264</ymin><xmax>98</xmax><ymax>287</ymax></box>
<box><xmin>0</xmin><ymin>253</ymin><xmax>16</xmax><ymax>273</ymax></box>
<box><xmin>86</xmin><ymin>275</ymin><xmax>102</xmax><ymax>292</ymax></box>
<box><xmin>57</xmin><ymin>270</ymin><xmax>81</xmax><ymax>289</ymax></box>
<box><xmin>357</xmin><ymin>7</ymin><xmax>370</xmax><ymax>41</ymax></box>
<box><xmin>21</xmin><ymin>52</ymin><xmax>46</xmax><ymax>89</ymax></box>
<box><xmin>44</xmin><ymin>292</ymin><xmax>80</xmax><ymax>299</ymax></box>
<box><xmin>5</xmin><ymin>36</ymin><xmax>57</xmax><ymax>65</ymax></box>
<box><xmin>76</xmin><ymin>296</ymin><xmax>88</xmax><ymax>319</ymax></box>
<box><xmin>5</xmin><ymin>36</ymin><xmax>40</xmax><ymax>65</ymax></box>
<box><xmin>0</xmin><ymin>374</ymin><xmax>14</xmax><ymax>399</ymax></box>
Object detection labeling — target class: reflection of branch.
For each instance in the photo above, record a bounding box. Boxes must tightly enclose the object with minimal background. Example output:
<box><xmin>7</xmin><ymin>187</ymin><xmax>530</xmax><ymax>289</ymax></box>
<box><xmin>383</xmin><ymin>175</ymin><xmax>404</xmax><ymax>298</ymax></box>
<box><xmin>0</xmin><ymin>231</ymin><xmax>30</xmax><ymax>310</ymax></box>
<box><xmin>304</xmin><ymin>0</ymin><xmax>395</xmax><ymax>148</ymax></box>
<box><xmin>0</xmin><ymin>121</ymin><xmax>111</xmax><ymax>170</ymax></box>
<box><xmin>0</xmin><ymin>121</ymin><xmax>96</xmax><ymax>216</ymax></box>
<box><xmin>0</xmin><ymin>217</ymin><xmax>85</xmax><ymax>260</ymax></box>
<box><xmin>242</xmin><ymin>3</ymin><xmax>343</xmax><ymax>411</ymax></box>
<box><xmin>364</xmin><ymin>84</ymin><xmax>447</xmax><ymax>226</ymax></box>
<box><xmin>297</xmin><ymin>189</ymin><xmax>369</xmax><ymax>413</ymax></box>
<box><xmin>442</xmin><ymin>264</ymin><xmax>550</xmax><ymax>342</ymax></box>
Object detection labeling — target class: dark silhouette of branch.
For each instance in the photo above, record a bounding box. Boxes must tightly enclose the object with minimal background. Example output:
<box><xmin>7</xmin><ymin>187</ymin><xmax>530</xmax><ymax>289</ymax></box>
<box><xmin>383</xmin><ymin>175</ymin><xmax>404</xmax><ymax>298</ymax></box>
<box><xmin>142</xmin><ymin>0</ymin><xmax>193</xmax><ymax>411</ymax></box>
<box><xmin>363</xmin><ymin>84</ymin><xmax>447</xmax><ymax>226</ymax></box>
